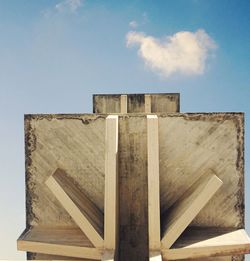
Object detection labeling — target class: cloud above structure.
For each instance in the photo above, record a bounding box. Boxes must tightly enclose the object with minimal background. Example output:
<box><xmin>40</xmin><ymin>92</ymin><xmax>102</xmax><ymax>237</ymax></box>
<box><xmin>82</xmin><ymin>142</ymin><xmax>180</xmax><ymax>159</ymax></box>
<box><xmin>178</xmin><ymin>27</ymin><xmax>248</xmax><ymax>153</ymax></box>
<box><xmin>129</xmin><ymin>20</ymin><xmax>138</xmax><ymax>29</ymax></box>
<box><xmin>55</xmin><ymin>0</ymin><xmax>83</xmax><ymax>13</ymax></box>
<box><xmin>128</xmin><ymin>12</ymin><xmax>148</xmax><ymax>29</ymax></box>
<box><xmin>126</xmin><ymin>29</ymin><xmax>217</xmax><ymax>78</ymax></box>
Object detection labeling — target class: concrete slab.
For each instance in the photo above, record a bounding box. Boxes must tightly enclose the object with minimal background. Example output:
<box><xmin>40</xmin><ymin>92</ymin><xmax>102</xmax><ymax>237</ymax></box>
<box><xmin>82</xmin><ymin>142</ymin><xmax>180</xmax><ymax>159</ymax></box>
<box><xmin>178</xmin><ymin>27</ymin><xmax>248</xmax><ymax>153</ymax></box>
<box><xmin>162</xmin><ymin>227</ymin><xmax>249</xmax><ymax>260</ymax></box>
<box><xmin>25</xmin><ymin>114</ymin><xmax>106</xmax><ymax>229</ymax></box>
<box><xmin>158</xmin><ymin>113</ymin><xmax>244</xmax><ymax>228</ymax></box>
<box><xmin>23</xmin><ymin>113</ymin><xmax>244</xmax><ymax>260</ymax></box>
<box><xmin>161</xmin><ymin>173</ymin><xmax>223</xmax><ymax>249</ymax></box>
<box><xmin>93</xmin><ymin>94</ymin><xmax>180</xmax><ymax>113</ymax></box>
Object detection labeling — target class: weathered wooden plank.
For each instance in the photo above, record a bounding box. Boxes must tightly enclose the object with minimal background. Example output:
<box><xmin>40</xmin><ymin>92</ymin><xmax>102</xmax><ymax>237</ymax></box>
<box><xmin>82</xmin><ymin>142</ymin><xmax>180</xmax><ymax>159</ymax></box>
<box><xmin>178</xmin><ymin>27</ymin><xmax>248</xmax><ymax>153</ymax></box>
<box><xmin>147</xmin><ymin>116</ymin><xmax>160</xmax><ymax>252</ymax></box>
<box><xmin>17</xmin><ymin>226</ymin><xmax>102</xmax><ymax>259</ymax></box>
<box><xmin>46</xmin><ymin>169</ymin><xmax>104</xmax><ymax>248</ymax></box>
<box><xmin>161</xmin><ymin>172</ymin><xmax>223</xmax><ymax>249</ymax></box>
<box><xmin>104</xmin><ymin>116</ymin><xmax>119</xmax><ymax>252</ymax></box>
<box><xmin>162</xmin><ymin>228</ymin><xmax>250</xmax><ymax>260</ymax></box>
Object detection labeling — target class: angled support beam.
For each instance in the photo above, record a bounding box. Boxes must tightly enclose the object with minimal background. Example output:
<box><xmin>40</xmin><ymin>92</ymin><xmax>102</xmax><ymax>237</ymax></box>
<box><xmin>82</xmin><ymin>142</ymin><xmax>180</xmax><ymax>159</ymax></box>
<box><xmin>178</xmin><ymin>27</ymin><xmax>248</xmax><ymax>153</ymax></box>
<box><xmin>162</xmin><ymin>228</ymin><xmax>250</xmax><ymax>260</ymax></box>
<box><xmin>17</xmin><ymin>226</ymin><xmax>102</xmax><ymax>259</ymax></box>
<box><xmin>161</xmin><ymin>172</ymin><xmax>223</xmax><ymax>249</ymax></box>
<box><xmin>104</xmin><ymin>115</ymin><xmax>119</xmax><ymax>256</ymax></box>
<box><xmin>46</xmin><ymin>169</ymin><xmax>104</xmax><ymax>248</ymax></box>
<box><xmin>147</xmin><ymin>115</ymin><xmax>161</xmax><ymax>260</ymax></box>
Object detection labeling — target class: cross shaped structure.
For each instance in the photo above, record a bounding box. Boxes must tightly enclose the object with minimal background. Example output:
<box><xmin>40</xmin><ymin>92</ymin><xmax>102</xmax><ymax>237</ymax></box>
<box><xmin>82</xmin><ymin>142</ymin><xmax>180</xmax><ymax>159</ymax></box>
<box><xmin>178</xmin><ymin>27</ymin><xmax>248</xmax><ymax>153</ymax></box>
<box><xmin>17</xmin><ymin>93</ymin><xmax>250</xmax><ymax>260</ymax></box>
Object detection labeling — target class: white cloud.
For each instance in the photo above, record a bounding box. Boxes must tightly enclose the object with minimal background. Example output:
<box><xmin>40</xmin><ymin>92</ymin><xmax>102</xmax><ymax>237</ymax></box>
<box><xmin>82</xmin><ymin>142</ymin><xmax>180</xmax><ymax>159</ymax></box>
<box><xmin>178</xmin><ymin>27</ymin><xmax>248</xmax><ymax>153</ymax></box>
<box><xmin>142</xmin><ymin>12</ymin><xmax>149</xmax><ymax>25</ymax></box>
<box><xmin>55</xmin><ymin>0</ymin><xmax>83</xmax><ymax>13</ymax></box>
<box><xmin>128</xmin><ymin>13</ymin><xmax>148</xmax><ymax>29</ymax></box>
<box><xmin>129</xmin><ymin>20</ymin><xmax>138</xmax><ymax>29</ymax></box>
<box><xmin>126</xmin><ymin>29</ymin><xmax>217</xmax><ymax>78</ymax></box>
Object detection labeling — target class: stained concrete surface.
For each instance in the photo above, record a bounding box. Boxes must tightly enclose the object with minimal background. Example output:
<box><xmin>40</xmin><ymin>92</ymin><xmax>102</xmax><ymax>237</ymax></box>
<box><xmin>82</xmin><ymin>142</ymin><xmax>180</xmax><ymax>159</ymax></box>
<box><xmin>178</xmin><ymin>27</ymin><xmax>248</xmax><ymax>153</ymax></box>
<box><xmin>24</xmin><ymin>113</ymin><xmax>244</xmax><ymax>260</ymax></box>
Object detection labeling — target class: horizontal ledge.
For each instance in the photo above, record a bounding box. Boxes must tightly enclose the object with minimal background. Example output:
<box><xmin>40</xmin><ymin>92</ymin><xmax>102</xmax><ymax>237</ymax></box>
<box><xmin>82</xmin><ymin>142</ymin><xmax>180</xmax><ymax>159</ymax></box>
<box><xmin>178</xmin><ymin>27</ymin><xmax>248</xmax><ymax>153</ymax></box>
<box><xmin>17</xmin><ymin>226</ymin><xmax>102</xmax><ymax>259</ymax></box>
<box><xmin>162</xmin><ymin>227</ymin><xmax>250</xmax><ymax>260</ymax></box>
<box><xmin>28</xmin><ymin>253</ymin><xmax>84</xmax><ymax>260</ymax></box>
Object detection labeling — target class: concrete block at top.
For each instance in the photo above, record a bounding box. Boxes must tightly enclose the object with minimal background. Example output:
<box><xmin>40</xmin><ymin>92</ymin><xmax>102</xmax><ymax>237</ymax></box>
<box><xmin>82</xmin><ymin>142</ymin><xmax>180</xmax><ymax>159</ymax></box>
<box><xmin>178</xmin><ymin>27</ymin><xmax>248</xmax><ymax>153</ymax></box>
<box><xmin>93</xmin><ymin>93</ymin><xmax>180</xmax><ymax>113</ymax></box>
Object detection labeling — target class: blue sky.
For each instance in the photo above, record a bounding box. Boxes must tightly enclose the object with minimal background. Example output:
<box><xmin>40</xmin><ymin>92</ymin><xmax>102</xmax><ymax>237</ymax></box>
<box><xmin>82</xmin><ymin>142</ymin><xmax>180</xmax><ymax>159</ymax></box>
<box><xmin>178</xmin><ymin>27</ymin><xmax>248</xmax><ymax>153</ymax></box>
<box><xmin>0</xmin><ymin>0</ymin><xmax>250</xmax><ymax>259</ymax></box>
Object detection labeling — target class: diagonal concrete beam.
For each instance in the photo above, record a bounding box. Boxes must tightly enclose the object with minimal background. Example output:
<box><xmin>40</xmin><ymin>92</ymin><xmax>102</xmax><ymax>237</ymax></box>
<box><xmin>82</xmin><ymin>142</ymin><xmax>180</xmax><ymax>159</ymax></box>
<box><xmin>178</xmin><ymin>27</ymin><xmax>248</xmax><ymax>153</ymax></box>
<box><xmin>46</xmin><ymin>169</ymin><xmax>104</xmax><ymax>248</ymax></box>
<box><xmin>161</xmin><ymin>172</ymin><xmax>223</xmax><ymax>249</ymax></box>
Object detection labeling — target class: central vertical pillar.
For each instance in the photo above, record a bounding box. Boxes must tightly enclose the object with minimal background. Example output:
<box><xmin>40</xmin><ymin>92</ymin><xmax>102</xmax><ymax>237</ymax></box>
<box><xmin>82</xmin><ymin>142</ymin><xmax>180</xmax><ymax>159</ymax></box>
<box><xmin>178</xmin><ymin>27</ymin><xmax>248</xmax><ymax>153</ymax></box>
<box><xmin>118</xmin><ymin>116</ymin><xmax>148</xmax><ymax>261</ymax></box>
<box><xmin>93</xmin><ymin>93</ymin><xmax>180</xmax><ymax>261</ymax></box>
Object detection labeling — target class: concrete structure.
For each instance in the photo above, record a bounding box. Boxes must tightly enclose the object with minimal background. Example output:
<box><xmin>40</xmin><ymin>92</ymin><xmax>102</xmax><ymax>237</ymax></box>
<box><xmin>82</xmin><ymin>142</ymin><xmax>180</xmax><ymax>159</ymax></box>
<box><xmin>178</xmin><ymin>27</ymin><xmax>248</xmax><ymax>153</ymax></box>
<box><xmin>17</xmin><ymin>93</ymin><xmax>250</xmax><ymax>260</ymax></box>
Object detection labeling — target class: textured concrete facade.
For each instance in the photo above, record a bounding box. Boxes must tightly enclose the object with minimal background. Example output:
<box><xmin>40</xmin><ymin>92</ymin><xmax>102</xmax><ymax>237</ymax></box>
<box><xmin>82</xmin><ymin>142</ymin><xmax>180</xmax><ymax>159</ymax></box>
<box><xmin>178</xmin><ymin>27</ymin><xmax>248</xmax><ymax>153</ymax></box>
<box><xmin>24</xmin><ymin>112</ymin><xmax>244</xmax><ymax>260</ymax></box>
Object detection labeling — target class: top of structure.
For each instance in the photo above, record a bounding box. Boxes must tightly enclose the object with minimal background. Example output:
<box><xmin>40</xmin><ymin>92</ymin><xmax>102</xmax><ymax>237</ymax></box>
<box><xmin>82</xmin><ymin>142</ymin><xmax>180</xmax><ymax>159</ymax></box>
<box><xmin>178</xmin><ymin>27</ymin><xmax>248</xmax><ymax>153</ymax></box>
<box><xmin>17</xmin><ymin>92</ymin><xmax>248</xmax><ymax>261</ymax></box>
<box><xmin>93</xmin><ymin>93</ymin><xmax>180</xmax><ymax>113</ymax></box>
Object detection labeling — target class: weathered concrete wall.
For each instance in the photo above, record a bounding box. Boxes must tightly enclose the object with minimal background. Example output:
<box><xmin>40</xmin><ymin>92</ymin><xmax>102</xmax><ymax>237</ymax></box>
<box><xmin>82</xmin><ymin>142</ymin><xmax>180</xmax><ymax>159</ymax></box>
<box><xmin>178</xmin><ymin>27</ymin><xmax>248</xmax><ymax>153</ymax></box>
<box><xmin>25</xmin><ymin>114</ymin><xmax>106</xmax><ymax>228</ymax></box>
<box><xmin>25</xmin><ymin>113</ymin><xmax>244</xmax><ymax>260</ymax></box>
<box><xmin>159</xmin><ymin>113</ymin><xmax>244</xmax><ymax>229</ymax></box>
